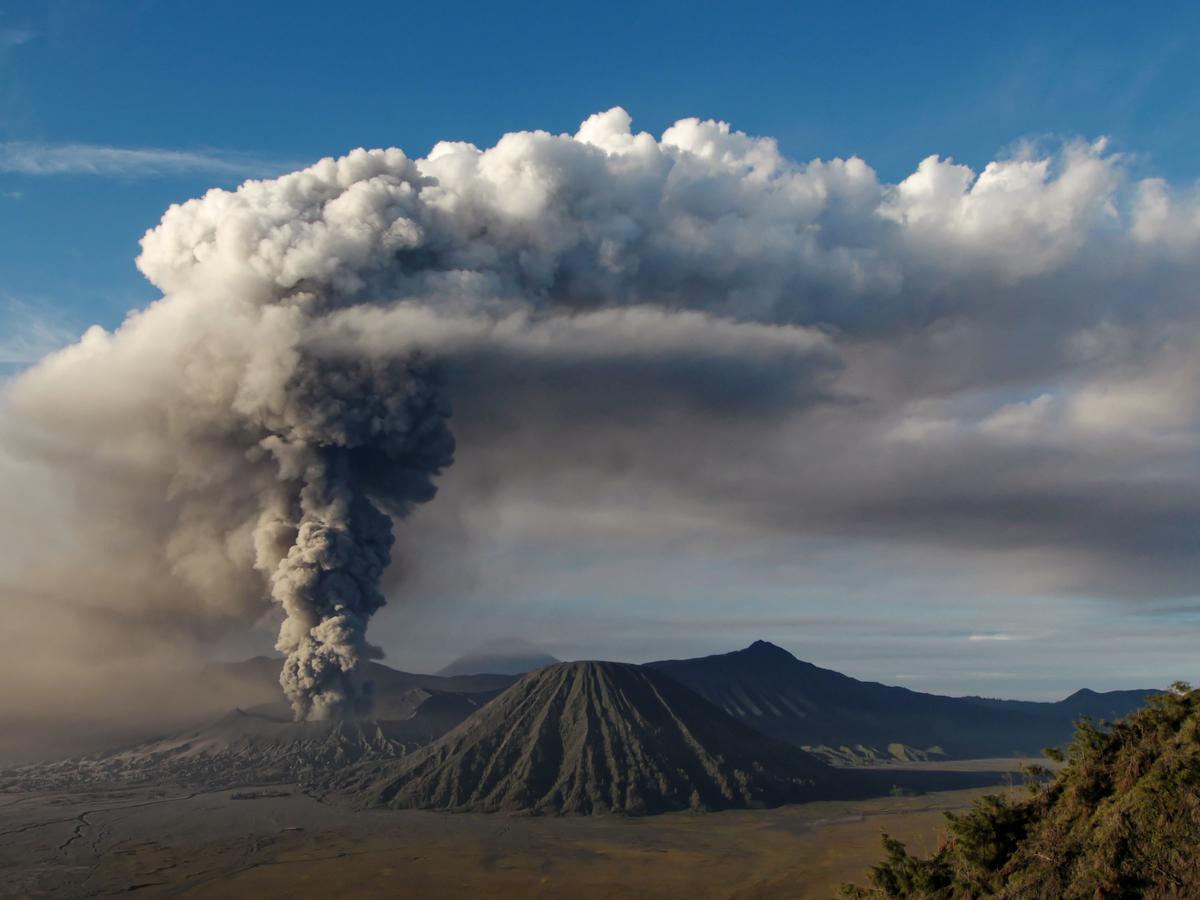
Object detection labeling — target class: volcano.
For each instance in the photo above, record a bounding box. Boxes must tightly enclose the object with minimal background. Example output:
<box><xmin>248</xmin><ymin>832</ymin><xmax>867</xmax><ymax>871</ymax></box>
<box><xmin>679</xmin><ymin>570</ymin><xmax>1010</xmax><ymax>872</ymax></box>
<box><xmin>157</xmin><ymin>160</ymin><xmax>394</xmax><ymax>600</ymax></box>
<box><xmin>326</xmin><ymin>661</ymin><xmax>841</xmax><ymax>815</ymax></box>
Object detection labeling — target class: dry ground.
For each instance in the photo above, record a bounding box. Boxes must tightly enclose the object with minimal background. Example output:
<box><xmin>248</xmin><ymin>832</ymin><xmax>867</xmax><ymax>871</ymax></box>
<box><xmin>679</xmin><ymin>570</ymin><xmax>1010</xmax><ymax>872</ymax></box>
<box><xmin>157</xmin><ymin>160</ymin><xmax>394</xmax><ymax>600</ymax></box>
<box><xmin>0</xmin><ymin>769</ymin><xmax>1027</xmax><ymax>899</ymax></box>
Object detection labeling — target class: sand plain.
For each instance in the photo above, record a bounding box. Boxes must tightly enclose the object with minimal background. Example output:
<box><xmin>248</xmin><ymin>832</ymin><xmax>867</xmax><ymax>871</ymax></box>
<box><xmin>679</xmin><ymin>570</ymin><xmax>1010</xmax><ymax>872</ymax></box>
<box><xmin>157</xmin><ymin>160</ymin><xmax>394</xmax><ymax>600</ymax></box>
<box><xmin>0</xmin><ymin>768</ymin><xmax>1028</xmax><ymax>899</ymax></box>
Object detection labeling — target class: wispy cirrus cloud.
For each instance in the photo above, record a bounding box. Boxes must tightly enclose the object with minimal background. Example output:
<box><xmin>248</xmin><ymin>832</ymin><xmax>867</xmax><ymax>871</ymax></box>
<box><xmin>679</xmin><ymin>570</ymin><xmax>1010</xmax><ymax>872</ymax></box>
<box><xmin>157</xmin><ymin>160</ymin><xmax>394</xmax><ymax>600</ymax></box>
<box><xmin>0</xmin><ymin>141</ymin><xmax>288</xmax><ymax>178</ymax></box>
<box><xmin>968</xmin><ymin>633</ymin><xmax>1032</xmax><ymax>642</ymax></box>
<box><xmin>0</xmin><ymin>27</ymin><xmax>35</xmax><ymax>54</ymax></box>
<box><xmin>0</xmin><ymin>297</ymin><xmax>79</xmax><ymax>370</ymax></box>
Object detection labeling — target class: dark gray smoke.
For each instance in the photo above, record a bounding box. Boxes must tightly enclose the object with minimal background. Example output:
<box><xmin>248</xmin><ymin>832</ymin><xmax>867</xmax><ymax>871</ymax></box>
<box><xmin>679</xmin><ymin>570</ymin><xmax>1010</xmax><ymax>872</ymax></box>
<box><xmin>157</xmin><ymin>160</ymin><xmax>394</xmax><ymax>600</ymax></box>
<box><xmin>259</xmin><ymin>356</ymin><xmax>454</xmax><ymax>719</ymax></box>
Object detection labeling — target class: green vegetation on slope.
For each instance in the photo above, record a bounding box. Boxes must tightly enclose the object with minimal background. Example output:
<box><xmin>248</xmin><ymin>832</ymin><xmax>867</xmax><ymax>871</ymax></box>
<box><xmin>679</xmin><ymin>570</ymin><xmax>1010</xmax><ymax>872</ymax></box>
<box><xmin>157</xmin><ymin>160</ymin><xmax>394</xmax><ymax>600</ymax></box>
<box><xmin>843</xmin><ymin>683</ymin><xmax>1200</xmax><ymax>898</ymax></box>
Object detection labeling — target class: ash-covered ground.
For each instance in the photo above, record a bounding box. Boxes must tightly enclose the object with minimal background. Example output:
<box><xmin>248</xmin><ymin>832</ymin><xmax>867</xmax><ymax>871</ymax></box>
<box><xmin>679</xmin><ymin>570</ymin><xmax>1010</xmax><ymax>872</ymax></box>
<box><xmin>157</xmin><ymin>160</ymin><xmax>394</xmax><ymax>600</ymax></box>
<box><xmin>1</xmin><ymin>708</ymin><xmax>455</xmax><ymax>795</ymax></box>
<box><xmin>0</xmin><ymin>780</ymin><xmax>1014</xmax><ymax>899</ymax></box>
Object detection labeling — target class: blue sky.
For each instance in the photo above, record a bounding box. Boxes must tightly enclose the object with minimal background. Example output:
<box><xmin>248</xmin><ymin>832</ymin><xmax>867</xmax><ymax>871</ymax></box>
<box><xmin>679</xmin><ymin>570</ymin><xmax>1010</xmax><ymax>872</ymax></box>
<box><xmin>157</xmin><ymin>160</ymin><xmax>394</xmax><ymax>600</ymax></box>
<box><xmin>3</xmin><ymin>1</ymin><xmax>1200</xmax><ymax>698</ymax></box>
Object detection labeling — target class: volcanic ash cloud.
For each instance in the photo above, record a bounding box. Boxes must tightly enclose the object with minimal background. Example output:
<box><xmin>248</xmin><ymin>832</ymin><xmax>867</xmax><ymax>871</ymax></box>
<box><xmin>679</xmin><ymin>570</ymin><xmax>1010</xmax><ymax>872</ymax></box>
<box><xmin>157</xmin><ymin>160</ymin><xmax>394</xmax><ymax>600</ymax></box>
<box><xmin>3</xmin><ymin>111</ymin><xmax>839</xmax><ymax>719</ymax></box>
<box><xmin>7</xmin><ymin>107</ymin><xmax>1200</xmax><ymax>721</ymax></box>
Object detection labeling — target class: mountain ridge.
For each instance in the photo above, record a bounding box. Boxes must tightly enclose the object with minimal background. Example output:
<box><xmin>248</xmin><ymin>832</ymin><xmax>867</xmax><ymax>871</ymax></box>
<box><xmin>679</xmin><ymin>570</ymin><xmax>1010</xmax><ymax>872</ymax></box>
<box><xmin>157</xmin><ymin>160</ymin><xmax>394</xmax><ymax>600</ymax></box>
<box><xmin>648</xmin><ymin>641</ymin><xmax>1156</xmax><ymax>762</ymax></box>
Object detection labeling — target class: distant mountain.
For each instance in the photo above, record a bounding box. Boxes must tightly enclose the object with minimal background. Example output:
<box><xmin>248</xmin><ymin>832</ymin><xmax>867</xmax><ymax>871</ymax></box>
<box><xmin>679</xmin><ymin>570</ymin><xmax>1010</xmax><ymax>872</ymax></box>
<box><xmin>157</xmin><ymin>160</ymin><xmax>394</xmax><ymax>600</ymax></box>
<box><xmin>370</xmin><ymin>686</ymin><xmax>500</xmax><ymax>727</ymax></box>
<box><xmin>328</xmin><ymin>661</ymin><xmax>841</xmax><ymax>815</ymax></box>
<box><xmin>968</xmin><ymin>687</ymin><xmax>1161</xmax><ymax>723</ymax></box>
<box><xmin>435</xmin><ymin>638</ymin><xmax>560</xmax><ymax>677</ymax></box>
<box><xmin>13</xmin><ymin>643</ymin><xmax>1154</xmax><ymax>799</ymax></box>
<box><xmin>648</xmin><ymin>641</ymin><xmax>1157</xmax><ymax>762</ymax></box>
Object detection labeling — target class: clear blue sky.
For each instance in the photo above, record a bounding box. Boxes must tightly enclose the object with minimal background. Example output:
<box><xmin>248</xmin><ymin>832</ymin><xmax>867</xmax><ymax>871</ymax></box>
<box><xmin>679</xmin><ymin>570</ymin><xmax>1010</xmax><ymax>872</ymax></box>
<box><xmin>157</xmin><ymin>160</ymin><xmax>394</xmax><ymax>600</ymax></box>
<box><xmin>3</xmin><ymin>1</ymin><xmax>1200</xmax><ymax>696</ymax></box>
<box><xmin>2</xmin><ymin>0</ymin><xmax>1198</xmax><ymax>341</ymax></box>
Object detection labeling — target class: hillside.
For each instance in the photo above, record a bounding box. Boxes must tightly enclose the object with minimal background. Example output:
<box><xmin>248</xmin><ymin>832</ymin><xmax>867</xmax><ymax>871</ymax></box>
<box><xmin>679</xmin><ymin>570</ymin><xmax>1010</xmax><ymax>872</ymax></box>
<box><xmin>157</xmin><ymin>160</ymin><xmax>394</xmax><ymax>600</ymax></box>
<box><xmin>328</xmin><ymin>661</ymin><xmax>841</xmax><ymax>815</ymax></box>
<box><xmin>0</xmin><ymin>686</ymin><xmax>497</xmax><ymax>792</ymax></box>
<box><xmin>844</xmin><ymin>685</ymin><xmax>1200</xmax><ymax>898</ymax></box>
<box><xmin>0</xmin><ymin>710</ymin><xmax>424</xmax><ymax>791</ymax></box>
<box><xmin>649</xmin><ymin>641</ymin><xmax>1154</xmax><ymax>761</ymax></box>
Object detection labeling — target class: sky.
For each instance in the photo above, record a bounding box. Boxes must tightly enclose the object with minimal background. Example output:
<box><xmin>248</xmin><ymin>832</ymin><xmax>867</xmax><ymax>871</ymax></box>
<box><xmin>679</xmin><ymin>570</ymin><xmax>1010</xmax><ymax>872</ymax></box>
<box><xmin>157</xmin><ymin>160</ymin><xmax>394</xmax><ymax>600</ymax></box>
<box><xmin>3</xmin><ymin>0</ymin><xmax>1200</xmax><ymax>715</ymax></box>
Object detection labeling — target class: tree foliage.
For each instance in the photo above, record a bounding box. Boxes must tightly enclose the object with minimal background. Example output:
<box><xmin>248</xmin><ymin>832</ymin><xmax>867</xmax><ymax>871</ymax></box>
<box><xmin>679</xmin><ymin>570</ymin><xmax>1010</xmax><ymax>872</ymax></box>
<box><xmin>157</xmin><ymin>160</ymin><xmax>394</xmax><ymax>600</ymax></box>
<box><xmin>843</xmin><ymin>683</ymin><xmax>1200</xmax><ymax>898</ymax></box>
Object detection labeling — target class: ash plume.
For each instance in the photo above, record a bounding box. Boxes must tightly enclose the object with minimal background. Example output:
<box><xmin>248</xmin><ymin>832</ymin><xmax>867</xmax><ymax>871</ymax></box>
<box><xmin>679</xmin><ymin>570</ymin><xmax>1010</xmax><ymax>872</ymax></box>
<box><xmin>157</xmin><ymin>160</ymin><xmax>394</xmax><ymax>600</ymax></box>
<box><xmin>0</xmin><ymin>113</ymin><xmax>837</xmax><ymax>721</ymax></box>
<box><xmin>5</xmin><ymin>108</ymin><xmax>1200</xmax><ymax>729</ymax></box>
<box><xmin>258</xmin><ymin>358</ymin><xmax>453</xmax><ymax>719</ymax></box>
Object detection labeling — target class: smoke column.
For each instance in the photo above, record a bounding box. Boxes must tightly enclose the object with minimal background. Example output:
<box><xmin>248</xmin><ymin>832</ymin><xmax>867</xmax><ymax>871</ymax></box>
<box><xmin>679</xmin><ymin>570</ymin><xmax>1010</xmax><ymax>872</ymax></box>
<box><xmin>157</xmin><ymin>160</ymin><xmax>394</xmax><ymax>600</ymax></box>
<box><xmin>256</xmin><ymin>360</ymin><xmax>453</xmax><ymax>719</ymax></box>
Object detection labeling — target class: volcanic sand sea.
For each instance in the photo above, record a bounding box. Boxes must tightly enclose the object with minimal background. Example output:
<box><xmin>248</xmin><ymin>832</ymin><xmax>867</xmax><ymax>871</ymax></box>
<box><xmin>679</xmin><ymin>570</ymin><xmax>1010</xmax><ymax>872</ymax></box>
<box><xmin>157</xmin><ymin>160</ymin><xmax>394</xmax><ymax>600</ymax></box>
<box><xmin>0</xmin><ymin>770</ymin><xmax>1028</xmax><ymax>899</ymax></box>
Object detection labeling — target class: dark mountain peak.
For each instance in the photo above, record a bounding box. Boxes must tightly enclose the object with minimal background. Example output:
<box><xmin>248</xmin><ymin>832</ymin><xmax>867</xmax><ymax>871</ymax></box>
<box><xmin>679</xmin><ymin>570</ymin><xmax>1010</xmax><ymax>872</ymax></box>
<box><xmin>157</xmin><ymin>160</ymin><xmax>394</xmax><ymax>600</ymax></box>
<box><xmin>742</xmin><ymin>640</ymin><xmax>797</xmax><ymax>659</ymax></box>
<box><xmin>1056</xmin><ymin>686</ymin><xmax>1159</xmax><ymax>722</ymax></box>
<box><xmin>491</xmin><ymin>659</ymin><xmax>637</xmax><ymax>690</ymax></box>
<box><xmin>327</xmin><ymin>659</ymin><xmax>837</xmax><ymax>815</ymax></box>
<box><xmin>650</xmin><ymin>640</ymin><xmax>815</xmax><ymax>673</ymax></box>
<box><xmin>548</xmin><ymin>659</ymin><xmax>631</xmax><ymax>676</ymax></box>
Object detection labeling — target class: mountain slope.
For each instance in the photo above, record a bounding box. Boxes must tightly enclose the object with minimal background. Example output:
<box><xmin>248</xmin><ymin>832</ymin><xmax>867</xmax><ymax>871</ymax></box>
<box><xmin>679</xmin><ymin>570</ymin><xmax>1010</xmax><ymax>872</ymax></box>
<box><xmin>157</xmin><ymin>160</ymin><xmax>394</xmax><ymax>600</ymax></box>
<box><xmin>0</xmin><ymin>685</ymin><xmax>499</xmax><ymax>792</ymax></box>
<box><xmin>329</xmin><ymin>661</ymin><xmax>841</xmax><ymax>815</ymax></box>
<box><xmin>0</xmin><ymin>710</ymin><xmax>425</xmax><ymax>791</ymax></box>
<box><xmin>648</xmin><ymin>641</ymin><xmax>1156</xmax><ymax>761</ymax></box>
<box><xmin>437</xmin><ymin>638</ymin><xmax>559</xmax><ymax>677</ymax></box>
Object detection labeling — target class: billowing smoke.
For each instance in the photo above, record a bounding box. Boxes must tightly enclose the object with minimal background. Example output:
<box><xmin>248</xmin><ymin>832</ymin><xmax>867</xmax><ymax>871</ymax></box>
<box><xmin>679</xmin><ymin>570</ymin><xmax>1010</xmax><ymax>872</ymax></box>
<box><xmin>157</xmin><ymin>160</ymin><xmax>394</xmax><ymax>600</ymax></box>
<box><xmin>5</xmin><ymin>108</ymin><xmax>1200</xmax><ymax>725</ymax></box>
<box><xmin>256</xmin><ymin>357</ymin><xmax>453</xmax><ymax>719</ymax></box>
<box><xmin>3</xmin><ymin>111</ymin><xmax>840</xmax><ymax>720</ymax></box>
